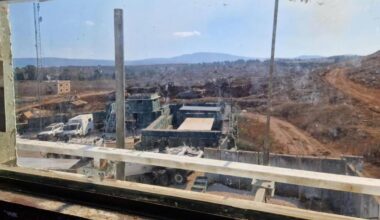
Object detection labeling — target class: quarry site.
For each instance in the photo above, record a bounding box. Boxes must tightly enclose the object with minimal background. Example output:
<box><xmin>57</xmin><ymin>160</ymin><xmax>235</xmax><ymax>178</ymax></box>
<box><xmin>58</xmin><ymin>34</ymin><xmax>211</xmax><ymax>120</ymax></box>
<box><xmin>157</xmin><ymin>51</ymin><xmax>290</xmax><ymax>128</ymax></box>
<box><xmin>11</xmin><ymin>49</ymin><xmax>380</xmax><ymax>219</ymax></box>
<box><xmin>15</xmin><ymin>52</ymin><xmax>380</xmax><ymax>168</ymax></box>
<box><xmin>1</xmin><ymin>0</ymin><xmax>380</xmax><ymax>219</ymax></box>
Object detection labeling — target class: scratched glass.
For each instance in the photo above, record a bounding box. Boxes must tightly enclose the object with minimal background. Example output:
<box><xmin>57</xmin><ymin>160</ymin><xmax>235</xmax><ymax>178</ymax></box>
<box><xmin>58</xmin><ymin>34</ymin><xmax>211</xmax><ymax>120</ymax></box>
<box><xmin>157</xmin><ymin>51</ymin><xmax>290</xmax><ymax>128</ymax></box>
<box><xmin>5</xmin><ymin>0</ymin><xmax>380</xmax><ymax>218</ymax></box>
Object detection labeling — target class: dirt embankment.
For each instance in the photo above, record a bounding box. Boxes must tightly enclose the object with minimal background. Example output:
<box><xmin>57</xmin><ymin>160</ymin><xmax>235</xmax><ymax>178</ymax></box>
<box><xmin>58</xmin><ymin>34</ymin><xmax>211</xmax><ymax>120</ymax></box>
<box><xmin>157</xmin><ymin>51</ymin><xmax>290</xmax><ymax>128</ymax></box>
<box><xmin>346</xmin><ymin>51</ymin><xmax>380</xmax><ymax>89</ymax></box>
<box><xmin>325</xmin><ymin>68</ymin><xmax>380</xmax><ymax>111</ymax></box>
<box><xmin>239</xmin><ymin>112</ymin><xmax>335</xmax><ymax>156</ymax></box>
<box><xmin>324</xmin><ymin>67</ymin><xmax>380</xmax><ymax>166</ymax></box>
<box><xmin>16</xmin><ymin>90</ymin><xmax>113</xmax><ymax>113</ymax></box>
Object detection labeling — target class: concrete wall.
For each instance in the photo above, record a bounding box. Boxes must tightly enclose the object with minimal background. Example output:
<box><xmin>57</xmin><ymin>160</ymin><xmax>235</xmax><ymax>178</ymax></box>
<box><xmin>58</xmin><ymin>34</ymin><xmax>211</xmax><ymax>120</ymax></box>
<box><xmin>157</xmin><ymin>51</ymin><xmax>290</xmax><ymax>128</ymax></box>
<box><xmin>127</xmin><ymin>98</ymin><xmax>160</xmax><ymax>113</ymax></box>
<box><xmin>125</xmin><ymin>97</ymin><xmax>162</xmax><ymax>129</ymax></box>
<box><xmin>141</xmin><ymin>109</ymin><xmax>222</xmax><ymax>148</ymax></box>
<box><xmin>146</xmin><ymin>114</ymin><xmax>172</xmax><ymax>130</ymax></box>
<box><xmin>141</xmin><ymin>130</ymin><xmax>221</xmax><ymax>148</ymax></box>
<box><xmin>0</xmin><ymin>4</ymin><xmax>16</xmax><ymax>164</ymax></box>
<box><xmin>204</xmin><ymin>148</ymin><xmax>380</xmax><ymax>219</ymax></box>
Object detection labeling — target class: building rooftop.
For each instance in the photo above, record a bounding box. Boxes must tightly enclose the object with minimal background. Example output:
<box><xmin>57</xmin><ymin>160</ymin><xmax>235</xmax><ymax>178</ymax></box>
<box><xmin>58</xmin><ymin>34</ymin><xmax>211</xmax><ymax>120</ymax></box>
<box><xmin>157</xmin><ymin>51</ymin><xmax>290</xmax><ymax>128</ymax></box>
<box><xmin>180</xmin><ymin>106</ymin><xmax>221</xmax><ymax>112</ymax></box>
<box><xmin>42</xmin><ymin>80</ymin><xmax>71</xmax><ymax>83</ymax></box>
<box><xmin>177</xmin><ymin>118</ymin><xmax>215</xmax><ymax>131</ymax></box>
<box><xmin>127</xmin><ymin>93</ymin><xmax>160</xmax><ymax>100</ymax></box>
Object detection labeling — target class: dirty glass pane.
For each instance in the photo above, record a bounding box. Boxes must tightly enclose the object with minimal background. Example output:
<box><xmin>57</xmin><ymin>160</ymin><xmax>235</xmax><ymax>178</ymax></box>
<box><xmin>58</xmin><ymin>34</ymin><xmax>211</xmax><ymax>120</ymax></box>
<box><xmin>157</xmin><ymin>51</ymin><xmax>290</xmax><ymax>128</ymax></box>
<box><xmin>7</xmin><ymin>0</ymin><xmax>380</xmax><ymax>218</ymax></box>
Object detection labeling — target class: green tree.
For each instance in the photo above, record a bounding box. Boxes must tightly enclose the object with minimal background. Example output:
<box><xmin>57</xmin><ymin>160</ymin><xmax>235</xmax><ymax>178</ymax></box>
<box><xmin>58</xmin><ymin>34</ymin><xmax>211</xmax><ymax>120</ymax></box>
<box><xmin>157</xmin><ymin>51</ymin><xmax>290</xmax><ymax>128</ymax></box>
<box><xmin>24</xmin><ymin>65</ymin><xmax>37</xmax><ymax>80</ymax></box>
<box><xmin>78</xmin><ymin>71</ymin><xmax>86</xmax><ymax>81</ymax></box>
<box><xmin>93</xmin><ymin>69</ymin><xmax>102</xmax><ymax>80</ymax></box>
<box><xmin>14</xmin><ymin>67</ymin><xmax>25</xmax><ymax>80</ymax></box>
<box><xmin>59</xmin><ymin>68</ymin><xmax>70</xmax><ymax>80</ymax></box>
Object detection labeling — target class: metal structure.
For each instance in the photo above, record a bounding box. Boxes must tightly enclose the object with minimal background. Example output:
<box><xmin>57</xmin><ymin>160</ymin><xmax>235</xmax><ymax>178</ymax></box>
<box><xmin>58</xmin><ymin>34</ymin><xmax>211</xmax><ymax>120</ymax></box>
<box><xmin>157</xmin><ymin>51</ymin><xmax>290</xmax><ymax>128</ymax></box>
<box><xmin>140</xmin><ymin>103</ymin><xmax>228</xmax><ymax>149</ymax></box>
<box><xmin>33</xmin><ymin>2</ymin><xmax>43</xmax><ymax>131</ymax></box>
<box><xmin>104</xmin><ymin>93</ymin><xmax>162</xmax><ymax>133</ymax></box>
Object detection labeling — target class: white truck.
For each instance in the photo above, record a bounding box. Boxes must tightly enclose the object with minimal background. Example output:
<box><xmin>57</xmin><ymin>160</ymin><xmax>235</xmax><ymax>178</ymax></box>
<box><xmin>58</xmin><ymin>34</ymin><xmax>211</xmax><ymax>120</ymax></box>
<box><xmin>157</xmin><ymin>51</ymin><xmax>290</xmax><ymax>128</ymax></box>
<box><xmin>60</xmin><ymin>114</ymin><xmax>94</xmax><ymax>141</ymax></box>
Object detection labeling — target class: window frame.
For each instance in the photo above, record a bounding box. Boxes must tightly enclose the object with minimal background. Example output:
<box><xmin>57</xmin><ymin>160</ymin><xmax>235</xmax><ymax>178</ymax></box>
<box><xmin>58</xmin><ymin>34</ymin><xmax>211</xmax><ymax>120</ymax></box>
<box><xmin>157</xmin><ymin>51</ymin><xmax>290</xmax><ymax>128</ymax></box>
<box><xmin>1</xmin><ymin>1</ymin><xmax>379</xmax><ymax>219</ymax></box>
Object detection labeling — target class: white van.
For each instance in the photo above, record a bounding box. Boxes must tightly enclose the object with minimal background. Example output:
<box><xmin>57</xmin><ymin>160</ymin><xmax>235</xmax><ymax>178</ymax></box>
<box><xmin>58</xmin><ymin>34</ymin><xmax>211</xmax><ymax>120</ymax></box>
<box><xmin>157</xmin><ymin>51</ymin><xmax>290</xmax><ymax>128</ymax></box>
<box><xmin>60</xmin><ymin>114</ymin><xmax>94</xmax><ymax>140</ymax></box>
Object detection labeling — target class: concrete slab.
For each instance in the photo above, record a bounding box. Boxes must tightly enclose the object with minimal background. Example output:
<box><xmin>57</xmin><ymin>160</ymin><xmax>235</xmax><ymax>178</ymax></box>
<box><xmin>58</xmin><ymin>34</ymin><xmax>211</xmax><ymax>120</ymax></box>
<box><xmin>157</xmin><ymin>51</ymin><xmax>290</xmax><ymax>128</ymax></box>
<box><xmin>178</xmin><ymin>118</ymin><xmax>214</xmax><ymax>131</ymax></box>
<box><xmin>180</xmin><ymin>106</ymin><xmax>221</xmax><ymax>112</ymax></box>
<box><xmin>17</xmin><ymin>157</ymin><xmax>80</xmax><ymax>170</ymax></box>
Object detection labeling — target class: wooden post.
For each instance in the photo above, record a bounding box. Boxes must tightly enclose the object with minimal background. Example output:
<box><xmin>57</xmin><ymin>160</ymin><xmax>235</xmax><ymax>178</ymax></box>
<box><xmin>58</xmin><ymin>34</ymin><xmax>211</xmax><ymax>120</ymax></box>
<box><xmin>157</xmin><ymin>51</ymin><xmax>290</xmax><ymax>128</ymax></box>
<box><xmin>263</xmin><ymin>0</ymin><xmax>279</xmax><ymax>165</ymax></box>
<box><xmin>114</xmin><ymin>9</ymin><xmax>125</xmax><ymax>180</ymax></box>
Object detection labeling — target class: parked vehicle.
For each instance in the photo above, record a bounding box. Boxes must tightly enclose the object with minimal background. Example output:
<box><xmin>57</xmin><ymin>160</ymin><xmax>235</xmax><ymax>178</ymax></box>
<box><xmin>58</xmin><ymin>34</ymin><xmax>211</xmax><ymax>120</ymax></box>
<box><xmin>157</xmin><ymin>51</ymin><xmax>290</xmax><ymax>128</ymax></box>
<box><xmin>59</xmin><ymin>114</ymin><xmax>94</xmax><ymax>141</ymax></box>
<box><xmin>124</xmin><ymin>146</ymin><xmax>203</xmax><ymax>186</ymax></box>
<box><xmin>37</xmin><ymin>123</ymin><xmax>64</xmax><ymax>141</ymax></box>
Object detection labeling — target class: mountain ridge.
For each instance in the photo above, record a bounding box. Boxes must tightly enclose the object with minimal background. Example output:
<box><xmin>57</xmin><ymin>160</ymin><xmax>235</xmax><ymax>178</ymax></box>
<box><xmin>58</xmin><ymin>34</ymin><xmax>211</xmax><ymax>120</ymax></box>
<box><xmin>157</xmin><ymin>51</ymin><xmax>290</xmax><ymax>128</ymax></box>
<box><xmin>13</xmin><ymin>51</ymin><xmax>361</xmax><ymax>68</ymax></box>
<box><xmin>13</xmin><ymin>52</ymin><xmax>251</xmax><ymax>68</ymax></box>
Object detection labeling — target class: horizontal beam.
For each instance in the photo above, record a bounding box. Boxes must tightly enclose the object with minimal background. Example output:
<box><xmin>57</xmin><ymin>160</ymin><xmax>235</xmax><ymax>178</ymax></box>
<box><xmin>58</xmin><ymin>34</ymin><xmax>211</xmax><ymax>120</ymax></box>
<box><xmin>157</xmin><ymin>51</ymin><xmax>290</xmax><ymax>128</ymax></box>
<box><xmin>0</xmin><ymin>165</ymin><xmax>361</xmax><ymax>220</ymax></box>
<box><xmin>17</xmin><ymin>138</ymin><xmax>380</xmax><ymax>196</ymax></box>
<box><xmin>0</xmin><ymin>0</ymin><xmax>50</xmax><ymax>4</ymax></box>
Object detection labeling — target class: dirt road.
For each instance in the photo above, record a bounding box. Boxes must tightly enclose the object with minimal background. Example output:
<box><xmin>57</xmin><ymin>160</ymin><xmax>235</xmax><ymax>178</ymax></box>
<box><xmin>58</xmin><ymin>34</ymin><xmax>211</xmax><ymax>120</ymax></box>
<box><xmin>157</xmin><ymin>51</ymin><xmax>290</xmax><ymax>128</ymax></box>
<box><xmin>325</xmin><ymin>68</ymin><xmax>380</xmax><ymax>108</ymax></box>
<box><xmin>326</xmin><ymin>68</ymin><xmax>380</xmax><ymax>178</ymax></box>
<box><xmin>325</xmin><ymin>68</ymin><xmax>380</xmax><ymax>148</ymax></box>
<box><xmin>16</xmin><ymin>90</ymin><xmax>113</xmax><ymax>113</ymax></box>
<box><xmin>241</xmin><ymin>112</ymin><xmax>335</xmax><ymax>156</ymax></box>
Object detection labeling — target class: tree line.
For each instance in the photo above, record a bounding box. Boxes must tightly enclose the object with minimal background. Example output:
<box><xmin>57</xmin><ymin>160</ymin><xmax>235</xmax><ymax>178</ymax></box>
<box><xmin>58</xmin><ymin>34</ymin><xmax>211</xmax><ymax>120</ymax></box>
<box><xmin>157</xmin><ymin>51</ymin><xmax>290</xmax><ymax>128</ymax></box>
<box><xmin>14</xmin><ymin>65</ymin><xmax>115</xmax><ymax>81</ymax></box>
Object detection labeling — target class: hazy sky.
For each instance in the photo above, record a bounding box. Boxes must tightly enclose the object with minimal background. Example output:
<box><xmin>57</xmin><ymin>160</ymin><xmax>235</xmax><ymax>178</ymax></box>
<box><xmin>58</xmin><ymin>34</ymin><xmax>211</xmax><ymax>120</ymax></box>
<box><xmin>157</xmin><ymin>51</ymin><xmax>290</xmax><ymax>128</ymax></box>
<box><xmin>9</xmin><ymin>0</ymin><xmax>380</xmax><ymax>60</ymax></box>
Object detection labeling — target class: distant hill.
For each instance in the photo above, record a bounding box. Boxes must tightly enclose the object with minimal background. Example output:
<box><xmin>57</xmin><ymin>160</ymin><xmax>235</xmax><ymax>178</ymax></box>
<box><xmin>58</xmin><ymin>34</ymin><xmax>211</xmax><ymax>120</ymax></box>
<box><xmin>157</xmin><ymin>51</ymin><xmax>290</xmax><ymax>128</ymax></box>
<box><xmin>13</xmin><ymin>58</ymin><xmax>114</xmax><ymax>68</ymax></box>
<box><xmin>13</xmin><ymin>52</ymin><xmax>360</xmax><ymax>68</ymax></box>
<box><xmin>128</xmin><ymin>52</ymin><xmax>250</xmax><ymax>65</ymax></box>
<box><xmin>295</xmin><ymin>55</ymin><xmax>325</xmax><ymax>60</ymax></box>
<box><xmin>13</xmin><ymin>52</ymin><xmax>251</xmax><ymax>68</ymax></box>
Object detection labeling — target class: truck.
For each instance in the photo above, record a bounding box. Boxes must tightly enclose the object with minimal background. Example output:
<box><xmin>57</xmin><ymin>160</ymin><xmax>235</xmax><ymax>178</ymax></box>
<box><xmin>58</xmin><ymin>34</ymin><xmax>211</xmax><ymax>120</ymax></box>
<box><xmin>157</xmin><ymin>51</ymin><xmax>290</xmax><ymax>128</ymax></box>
<box><xmin>124</xmin><ymin>146</ymin><xmax>203</xmax><ymax>186</ymax></box>
<box><xmin>59</xmin><ymin>114</ymin><xmax>94</xmax><ymax>141</ymax></box>
<box><xmin>37</xmin><ymin>122</ymin><xmax>64</xmax><ymax>141</ymax></box>
<box><xmin>78</xmin><ymin>145</ymin><xmax>202</xmax><ymax>186</ymax></box>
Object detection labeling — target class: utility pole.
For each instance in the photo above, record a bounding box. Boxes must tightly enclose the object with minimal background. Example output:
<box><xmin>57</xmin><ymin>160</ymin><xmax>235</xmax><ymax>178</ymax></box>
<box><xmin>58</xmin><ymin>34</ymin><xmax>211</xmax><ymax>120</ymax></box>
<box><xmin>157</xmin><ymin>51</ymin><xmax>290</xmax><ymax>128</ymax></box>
<box><xmin>114</xmin><ymin>9</ymin><xmax>125</xmax><ymax>180</ymax></box>
<box><xmin>263</xmin><ymin>0</ymin><xmax>279</xmax><ymax>165</ymax></box>
<box><xmin>33</xmin><ymin>2</ymin><xmax>43</xmax><ymax>131</ymax></box>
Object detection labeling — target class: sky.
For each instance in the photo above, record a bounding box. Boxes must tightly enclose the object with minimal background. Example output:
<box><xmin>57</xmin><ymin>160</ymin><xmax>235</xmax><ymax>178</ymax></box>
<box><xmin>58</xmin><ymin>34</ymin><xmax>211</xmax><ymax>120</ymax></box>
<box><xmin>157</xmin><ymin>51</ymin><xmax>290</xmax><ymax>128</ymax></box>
<box><xmin>9</xmin><ymin>0</ymin><xmax>380</xmax><ymax>60</ymax></box>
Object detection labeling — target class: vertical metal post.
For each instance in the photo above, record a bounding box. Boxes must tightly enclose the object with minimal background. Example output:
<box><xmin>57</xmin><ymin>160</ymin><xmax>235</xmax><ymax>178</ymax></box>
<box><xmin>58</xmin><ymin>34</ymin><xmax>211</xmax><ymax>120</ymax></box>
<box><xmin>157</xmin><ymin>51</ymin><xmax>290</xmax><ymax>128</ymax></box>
<box><xmin>114</xmin><ymin>9</ymin><xmax>125</xmax><ymax>180</ymax></box>
<box><xmin>33</xmin><ymin>3</ymin><xmax>42</xmax><ymax>131</ymax></box>
<box><xmin>263</xmin><ymin>0</ymin><xmax>279</xmax><ymax>165</ymax></box>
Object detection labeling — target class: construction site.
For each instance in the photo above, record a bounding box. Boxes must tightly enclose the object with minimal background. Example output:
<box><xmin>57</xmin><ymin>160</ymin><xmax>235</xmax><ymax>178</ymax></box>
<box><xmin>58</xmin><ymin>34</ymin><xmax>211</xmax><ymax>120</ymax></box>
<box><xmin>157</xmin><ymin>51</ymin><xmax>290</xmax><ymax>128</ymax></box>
<box><xmin>1</xmin><ymin>0</ymin><xmax>380</xmax><ymax>219</ymax></box>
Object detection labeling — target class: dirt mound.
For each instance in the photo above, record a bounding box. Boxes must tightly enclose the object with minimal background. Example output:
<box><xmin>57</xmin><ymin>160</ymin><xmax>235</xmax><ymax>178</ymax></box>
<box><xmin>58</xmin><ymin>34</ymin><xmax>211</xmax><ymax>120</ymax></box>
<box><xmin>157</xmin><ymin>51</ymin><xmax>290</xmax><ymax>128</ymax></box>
<box><xmin>346</xmin><ymin>50</ymin><xmax>380</xmax><ymax>89</ymax></box>
<box><xmin>238</xmin><ymin>112</ymin><xmax>334</xmax><ymax>156</ymax></box>
<box><xmin>326</xmin><ymin>68</ymin><xmax>380</xmax><ymax>108</ymax></box>
<box><xmin>272</xmin><ymin>102</ymin><xmax>380</xmax><ymax>156</ymax></box>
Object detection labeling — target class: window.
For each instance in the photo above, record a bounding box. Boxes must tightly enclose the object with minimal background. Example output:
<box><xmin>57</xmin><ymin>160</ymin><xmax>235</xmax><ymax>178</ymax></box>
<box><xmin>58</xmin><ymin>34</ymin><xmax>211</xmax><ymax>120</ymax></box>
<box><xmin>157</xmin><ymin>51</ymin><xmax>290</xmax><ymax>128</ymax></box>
<box><xmin>3</xmin><ymin>1</ymin><xmax>380</xmax><ymax>219</ymax></box>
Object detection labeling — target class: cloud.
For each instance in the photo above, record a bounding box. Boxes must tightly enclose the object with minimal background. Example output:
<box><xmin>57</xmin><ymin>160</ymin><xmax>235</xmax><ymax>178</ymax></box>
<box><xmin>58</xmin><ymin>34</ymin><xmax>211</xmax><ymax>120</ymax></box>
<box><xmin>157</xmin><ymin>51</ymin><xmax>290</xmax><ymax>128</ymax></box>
<box><xmin>84</xmin><ymin>20</ymin><xmax>95</xmax><ymax>27</ymax></box>
<box><xmin>173</xmin><ymin>30</ymin><xmax>201</xmax><ymax>38</ymax></box>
